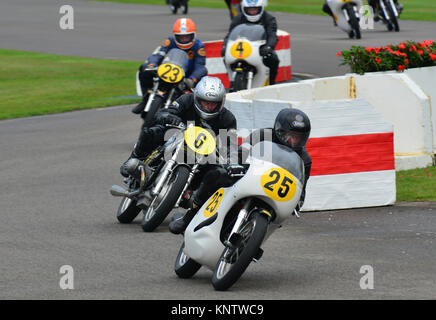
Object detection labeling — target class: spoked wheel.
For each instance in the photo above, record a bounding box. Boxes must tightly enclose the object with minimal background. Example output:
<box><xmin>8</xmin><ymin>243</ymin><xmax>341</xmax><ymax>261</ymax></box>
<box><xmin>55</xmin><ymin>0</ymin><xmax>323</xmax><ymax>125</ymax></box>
<box><xmin>141</xmin><ymin>166</ymin><xmax>190</xmax><ymax>232</ymax></box>
<box><xmin>212</xmin><ymin>212</ymin><xmax>268</xmax><ymax>291</ymax></box>
<box><xmin>174</xmin><ymin>243</ymin><xmax>201</xmax><ymax>278</ymax></box>
<box><xmin>181</xmin><ymin>0</ymin><xmax>188</xmax><ymax>14</ymax></box>
<box><xmin>117</xmin><ymin>196</ymin><xmax>141</xmax><ymax>223</ymax></box>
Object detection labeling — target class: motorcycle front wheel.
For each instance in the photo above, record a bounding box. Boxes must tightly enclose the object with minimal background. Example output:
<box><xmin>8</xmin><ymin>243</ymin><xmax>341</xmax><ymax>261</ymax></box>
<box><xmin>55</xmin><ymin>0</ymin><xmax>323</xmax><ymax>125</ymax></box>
<box><xmin>348</xmin><ymin>7</ymin><xmax>361</xmax><ymax>39</ymax></box>
<box><xmin>212</xmin><ymin>211</ymin><xmax>268</xmax><ymax>291</ymax></box>
<box><xmin>386</xmin><ymin>2</ymin><xmax>400</xmax><ymax>32</ymax></box>
<box><xmin>117</xmin><ymin>197</ymin><xmax>141</xmax><ymax>223</ymax></box>
<box><xmin>141</xmin><ymin>165</ymin><xmax>190</xmax><ymax>232</ymax></box>
<box><xmin>174</xmin><ymin>243</ymin><xmax>202</xmax><ymax>278</ymax></box>
<box><xmin>231</xmin><ymin>72</ymin><xmax>247</xmax><ymax>92</ymax></box>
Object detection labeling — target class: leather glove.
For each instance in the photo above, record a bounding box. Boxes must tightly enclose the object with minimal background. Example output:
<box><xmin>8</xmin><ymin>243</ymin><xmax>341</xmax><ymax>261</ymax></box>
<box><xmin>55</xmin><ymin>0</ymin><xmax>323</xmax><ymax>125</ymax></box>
<box><xmin>259</xmin><ymin>45</ymin><xmax>273</xmax><ymax>57</ymax></box>
<box><xmin>225</xmin><ymin>164</ymin><xmax>248</xmax><ymax>177</ymax></box>
<box><xmin>164</xmin><ymin>113</ymin><xmax>183</xmax><ymax>126</ymax></box>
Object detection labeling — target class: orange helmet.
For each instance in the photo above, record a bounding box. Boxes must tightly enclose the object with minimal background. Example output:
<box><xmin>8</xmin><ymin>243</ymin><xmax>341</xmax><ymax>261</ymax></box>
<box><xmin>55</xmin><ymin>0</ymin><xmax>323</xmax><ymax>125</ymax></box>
<box><xmin>172</xmin><ymin>18</ymin><xmax>197</xmax><ymax>50</ymax></box>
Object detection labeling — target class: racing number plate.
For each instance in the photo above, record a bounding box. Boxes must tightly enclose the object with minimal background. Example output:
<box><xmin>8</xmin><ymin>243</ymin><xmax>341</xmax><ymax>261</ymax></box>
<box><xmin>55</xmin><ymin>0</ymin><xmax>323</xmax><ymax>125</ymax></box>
<box><xmin>157</xmin><ymin>63</ymin><xmax>184</xmax><ymax>83</ymax></box>
<box><xmin>184</xmin><ymin>126</ymin><xmax>216</xmax><ymax>155</ymax></box>
<box><xmin>204</xmin><ymin>188</ymin><xmax>224</xmax><ymax>218</ymax></box>
<box><xmin>230</xmin><ymin>41</ymin><xmax>253</xmax><ymax>59</ymax></box>
<box><xmin>260</xmin><ymin>168</ymin><xmax>297</xmax><ymax>202</ymax></box>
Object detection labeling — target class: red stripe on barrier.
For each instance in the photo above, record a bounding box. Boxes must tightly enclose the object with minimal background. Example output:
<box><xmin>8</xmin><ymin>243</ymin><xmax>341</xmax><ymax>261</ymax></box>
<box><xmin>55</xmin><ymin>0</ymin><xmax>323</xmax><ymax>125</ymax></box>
<box><xmin>204</xmin><ymin>41</ymin><xmax>224</xmax><ymax>58</ymax></box>
<box><xmin>306</xmin><ymin>133</ymin><xmax>395</xmax><ymax>176</ymax></box>
<box><xmin>275</xmin><ymin>35</ymin><xmax>291</xmax><ymax>51</ymax></box>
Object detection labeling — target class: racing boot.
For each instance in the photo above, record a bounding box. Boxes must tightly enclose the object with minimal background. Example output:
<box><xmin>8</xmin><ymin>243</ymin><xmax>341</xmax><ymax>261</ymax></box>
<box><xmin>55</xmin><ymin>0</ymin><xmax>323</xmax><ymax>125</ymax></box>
<box><xmin>169</xmin><ymin>204</ymin><xmax>199</xmax><ymax>235</ymax></box>
<box><xmin>131</xmin><ymin>93</ymin><xmax>149</xmax><ymax>114</ymax></box>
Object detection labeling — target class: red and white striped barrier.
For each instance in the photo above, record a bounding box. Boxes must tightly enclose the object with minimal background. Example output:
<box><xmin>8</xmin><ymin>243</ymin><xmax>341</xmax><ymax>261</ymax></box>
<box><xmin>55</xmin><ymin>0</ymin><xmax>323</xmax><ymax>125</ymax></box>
<box><xmin>227</xmin><ymin>98</ymin><xmax>396</xmax><ymax>211</ymax></box>
<box><xmin>204</xmin><ymin>30</ymin><xmax>292</xmax><ymax>88</ymax></box>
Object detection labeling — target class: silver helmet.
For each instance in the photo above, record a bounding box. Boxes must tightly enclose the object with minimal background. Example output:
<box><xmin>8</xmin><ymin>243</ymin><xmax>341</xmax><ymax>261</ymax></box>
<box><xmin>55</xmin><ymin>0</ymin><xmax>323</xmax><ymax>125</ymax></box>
<box><xmin>193</xmin><ymin>76</ymin><xmax>226</xmax><ymax>120</ymax></box>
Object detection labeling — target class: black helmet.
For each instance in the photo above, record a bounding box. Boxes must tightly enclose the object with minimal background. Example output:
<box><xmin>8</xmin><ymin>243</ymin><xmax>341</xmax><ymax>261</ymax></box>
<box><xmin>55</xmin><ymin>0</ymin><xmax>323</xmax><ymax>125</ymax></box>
<box><xmin>274</xmin><ymin>108</ymin><xmax>311</xmax><ymax>150</ymax></box>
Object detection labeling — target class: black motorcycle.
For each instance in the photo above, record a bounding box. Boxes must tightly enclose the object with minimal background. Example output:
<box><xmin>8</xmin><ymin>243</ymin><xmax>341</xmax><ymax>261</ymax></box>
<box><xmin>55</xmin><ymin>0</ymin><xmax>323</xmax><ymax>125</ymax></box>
<box><xmin>136</xmin><ymin>48</ymin><xmax>190</xmax><ymax>127</ymax></box>
<box><xmin>373</xmin><ymin>0</ymin><xmax>401</xmax><ymax>32</ymax></box>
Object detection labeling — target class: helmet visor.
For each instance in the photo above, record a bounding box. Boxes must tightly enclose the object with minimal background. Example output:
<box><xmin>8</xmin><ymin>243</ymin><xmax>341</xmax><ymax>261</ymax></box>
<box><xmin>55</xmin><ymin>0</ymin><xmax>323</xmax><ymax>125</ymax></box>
<box><xmin>275</xmin><ymin>130</ymin><xmax>308</xmax><ymax>149</ymax></box>
<box><xmin>243</xmin><ymin>6</ymin><xmax>262</xmax><ymax>16</ymax></box>
<box><xmin>175</xmin><ymin>33</ymin><xmax>195</xmax><ymax>45</ymax></box>
<box><xmin>199</xmin><ymin>99</ymin><xmax>222</xmax><ymax>113</ymax></box>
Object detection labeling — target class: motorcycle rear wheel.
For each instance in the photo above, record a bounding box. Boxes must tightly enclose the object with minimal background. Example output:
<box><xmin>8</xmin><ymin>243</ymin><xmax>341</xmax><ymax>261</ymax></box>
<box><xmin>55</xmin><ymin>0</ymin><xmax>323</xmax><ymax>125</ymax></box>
<box><xmin>212</xmin><ymin>211</ymin><xmax>268</xmax><ymax>291</ymax></box>
<box><xmin>348</xmin><ymin>7</ymin><xmax>361</xmax><ymax>39</ymax></box>
<box><xmin>141</xmin><ymin>166</ymin><xmax>190</xmax><ymax>232</ymax></box>
<box><xmin>117</xmin><ymin>196</ymin><xmax>141</xmax><ymax>223</ymax></box>
<box><xmin>174</xmin><ymin>243</ymin><xmax>202</xmax><ymax>278</ymax></box>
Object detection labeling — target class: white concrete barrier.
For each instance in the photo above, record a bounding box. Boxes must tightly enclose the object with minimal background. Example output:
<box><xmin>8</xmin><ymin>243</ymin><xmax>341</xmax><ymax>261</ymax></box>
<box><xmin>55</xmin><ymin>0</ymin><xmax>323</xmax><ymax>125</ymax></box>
<box><xmin>227</xmin><ymin>99</ymin><xmax>396</xmax><ymax>211</ymax></box>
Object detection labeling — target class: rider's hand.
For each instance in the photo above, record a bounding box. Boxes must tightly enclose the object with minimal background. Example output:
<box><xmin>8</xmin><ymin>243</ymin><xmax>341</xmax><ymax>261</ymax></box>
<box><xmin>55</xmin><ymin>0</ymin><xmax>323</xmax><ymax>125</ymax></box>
<box><xmin>164</xmin><ymin>114</ymin><xmax>183</xmax><ymax>126</ymax></box>
<box><xmin>147</xmin><ymin>63</ymin><xmax>156</xmax><ymax>68</ymax></box>
<box><xmin>225</xmin><ymin>164</ymin><xmax>247</xmax><ymax>177</ymax></box>
<box><xmin>259</xmin><ymin>45</ymin><xmax>273</xmax><ymax>57</ymax></box>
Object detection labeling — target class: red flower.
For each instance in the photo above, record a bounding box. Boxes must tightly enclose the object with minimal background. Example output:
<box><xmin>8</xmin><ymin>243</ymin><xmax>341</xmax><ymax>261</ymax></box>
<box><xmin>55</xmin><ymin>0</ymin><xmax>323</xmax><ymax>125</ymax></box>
<box><xmin>375</xmin><ymin>57</ymin><xmax>382</xmax><ymax>64</ymax></box>
<box><xmin>336</xmin><ymin>52</ymin><xmax>342</xmax><ymax>56</ymax></box>
<box><xmin>398</xmin><ymin>65</ymin><xmax>406</xmax><ymax>71</ymax></box>
<box><xmin>418</xmin><ymin>50</ymin><xmax>424</xmax><ymax>55</ymax></box>
<box><xmin>430</xmin><ymin>53</ymin><xmax>436</xmax><ymax>61</ymax></box>
<box><xmin>399</xmin><ymin>43</ymin><xmax>406</xmax><ymax>50</ymax></box>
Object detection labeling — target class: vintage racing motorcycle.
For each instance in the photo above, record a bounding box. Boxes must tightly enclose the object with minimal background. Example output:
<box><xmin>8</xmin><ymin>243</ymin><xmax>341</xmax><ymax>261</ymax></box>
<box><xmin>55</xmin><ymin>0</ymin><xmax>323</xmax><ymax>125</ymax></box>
<box><xmin>110</xmin><ymin>123</ymin><xmax>220</xmax><ymax>232</ymax></box>
<box><xmin>136</xmin><ymin>48</ymin><xmax>190</xmax><ymax>127</ymax></box>
<box><xmin>326</xmin><ymin>0</ymin><xmax>363</xmax><ymax>39</ymax></box>
<box><xmin>173</xmin><ymin>140</ymin><xmax>305</xmax><ymax>290</ymax></box>
<box><xmin>223</xmin><ymin>23</ymin><xmax>271</xmax><ymax>92</ymax></box>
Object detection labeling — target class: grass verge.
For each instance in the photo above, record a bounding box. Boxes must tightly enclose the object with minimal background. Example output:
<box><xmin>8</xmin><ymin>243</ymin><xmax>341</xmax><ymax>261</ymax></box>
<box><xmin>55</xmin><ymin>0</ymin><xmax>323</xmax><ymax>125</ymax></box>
<box><xmin>0</xmin><ymin>49</ymin><xmax>140</xmax><ymax>120</ymax></box>
<box><xmin>89</xmin><ymin>0</ymin><xmax>436</xmax><ymax>22</ymax></box>
<box><xmin>396</xmin><ymin>166</ymin><xmax>436</xmax><ymax>201</ymax></box>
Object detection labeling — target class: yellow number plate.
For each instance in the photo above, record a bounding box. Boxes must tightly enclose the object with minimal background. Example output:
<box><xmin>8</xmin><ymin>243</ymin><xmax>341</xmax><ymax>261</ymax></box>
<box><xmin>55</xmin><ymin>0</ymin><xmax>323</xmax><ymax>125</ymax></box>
<box><xmin>260</xmin><ymin>168</ymin><xmax>297</xmax><ymax>202</ymax></box>
<box><xmin>157</xmin><ymin>63</ymin><xmax>184</xmax><ymax>83</ymax></box>
<box><xmin>204</xmin><ymin>188</ymin><xmax>224</xmax><ymax>218</ymax></box>
<box><xmin>184</xmin><ymin>126</ymin><xmax>216</xmax><ymax>155</ymax></box>
<box><xmin>230</xmin><ymin>41</ymin><xmax>253</xmax><ymax>59</ymax></box>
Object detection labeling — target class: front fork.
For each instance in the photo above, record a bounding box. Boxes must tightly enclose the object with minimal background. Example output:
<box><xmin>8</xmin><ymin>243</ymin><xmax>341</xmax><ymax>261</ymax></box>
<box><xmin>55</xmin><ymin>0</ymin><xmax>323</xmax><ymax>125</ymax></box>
<box><xmin>224</xmin><ymin>198</ymin><xmax>253</xmax><ymax>248</ymax></box>
<box><xmin>151</xmin><ymin>139</ymin><xmax>184</xmax><ymax>197</ymax></box>
<box><xmin>144</xmin><ymin>78</ymin><xmax>159</xmax><ymax>112</ymax></box>
<box><xmin>174</xmin><ymin>163</ymin><xmax>200</xmax><ymax>208</ymax></box>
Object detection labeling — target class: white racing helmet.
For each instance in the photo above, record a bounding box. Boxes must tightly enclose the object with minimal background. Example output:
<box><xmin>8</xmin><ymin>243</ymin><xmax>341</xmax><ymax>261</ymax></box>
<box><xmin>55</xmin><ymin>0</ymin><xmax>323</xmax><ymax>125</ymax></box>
<box><xmin>241</xmin><ymin>0</ymin><xmax>266</xmax><ymax>23</ymax></box>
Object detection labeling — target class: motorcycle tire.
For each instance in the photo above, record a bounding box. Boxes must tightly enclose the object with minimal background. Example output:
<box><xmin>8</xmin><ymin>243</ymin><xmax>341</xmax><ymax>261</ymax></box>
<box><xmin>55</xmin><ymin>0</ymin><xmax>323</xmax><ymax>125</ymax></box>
<box><xmin>143</xmin><ymin>95</ymin><xmax>165</xmax><ymax>128</ymax></box>
<box><xmin>174</xmin><ymin>243</ymin><xmax>202</xmax><ymax>279</ymax></box>
<box><xmin>231</xmin><ymin>72</ymin><xmax>247</xmax><ymax>92</ymax></box>
<box><xmin>117</xmin><ymin>197</ymin><xmax>141</xmax><ymax>223</ymax></box>
<box><xmin>386</xmin><ymin>2</ymin><xmax>400</xmax><ymax>32</ymax></box>
<box><xmin>141</xmin><ymin>165</ymin><xmax>190</xmax><ymax>232</ymax></box>
<box><xmin>348</xmin><ymin>7</ymin><xmax>361</xmax><ymax>39</ymax></box>
<box><xmin>212</xmin><ymin>211</ymin><xmax>268</xmax><ymax>291</ymax></box>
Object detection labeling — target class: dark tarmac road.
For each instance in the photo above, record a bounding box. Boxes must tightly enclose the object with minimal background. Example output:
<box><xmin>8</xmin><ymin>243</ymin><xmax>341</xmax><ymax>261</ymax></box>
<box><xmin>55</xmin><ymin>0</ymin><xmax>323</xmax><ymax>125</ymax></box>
<box><xmin>1</xmin><ymin>0</ymin><xmax>436</xmax><ymax>300</ymax></box>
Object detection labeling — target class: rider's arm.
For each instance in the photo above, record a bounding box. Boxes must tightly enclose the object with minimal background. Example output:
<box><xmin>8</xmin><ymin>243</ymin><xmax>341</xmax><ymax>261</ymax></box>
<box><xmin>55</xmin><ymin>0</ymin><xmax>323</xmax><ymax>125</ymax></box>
<box><xmin>188</xmin><ymin>43</ymin><xmax>208</xmax><ymax>84</ymax></box>
<box><xmin>263</xmin><ymin>12</ymin><xmax>279</xmax><ymax>49</ymax></box>
<box><xmin>154</xmin><ymin>93</ymin><xmax>191</xmax><ymax>125</ymax></box>
<box><xmin>146</xmin><ymin>38</ymin><xmax>172</xmax><ymax>66</ymax></box>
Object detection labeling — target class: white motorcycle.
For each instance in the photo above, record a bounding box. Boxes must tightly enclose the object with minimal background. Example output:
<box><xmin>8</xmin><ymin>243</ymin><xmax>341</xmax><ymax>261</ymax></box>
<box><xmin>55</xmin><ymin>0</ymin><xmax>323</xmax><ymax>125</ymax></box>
<box><xmin>174</xmin><ymin>140</ymin><xmax>305</xmax><ymax>291</ymax></box>
<box><xmin>327</xmin><ymin>0</ymin><xmax>363</xmax><ymax>39</ymax></box>
<box><xmin>224</xmin><ymin>23</ymin><xmax>270</xmax><ymax>92</ymax></box>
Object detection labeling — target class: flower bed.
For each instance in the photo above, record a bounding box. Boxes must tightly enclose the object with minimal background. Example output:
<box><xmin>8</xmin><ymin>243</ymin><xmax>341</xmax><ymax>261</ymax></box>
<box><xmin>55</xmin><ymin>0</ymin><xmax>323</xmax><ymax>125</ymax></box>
<box><xmin>338</xmin><ymin>40</ymin><xmax>436</xmax><ymax>74</ymax></box>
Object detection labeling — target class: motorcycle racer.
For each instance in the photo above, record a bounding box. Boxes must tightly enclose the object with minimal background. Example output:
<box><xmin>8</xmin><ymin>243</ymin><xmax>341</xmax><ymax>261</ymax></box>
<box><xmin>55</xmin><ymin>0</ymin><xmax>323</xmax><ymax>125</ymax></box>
<box><xmin>221</xmin><ymin>0</ymin><xmax>280</xmax><ymax>85</ymax></box>
<box><xmin>132</xmin><ymin>18</ymin><xmax>208</xmax><ymax>115</ymax></box>
<box><xmin>169</xmin><ymin>107</ymin><xmax>312</xmax><ymax>234</ymax></box>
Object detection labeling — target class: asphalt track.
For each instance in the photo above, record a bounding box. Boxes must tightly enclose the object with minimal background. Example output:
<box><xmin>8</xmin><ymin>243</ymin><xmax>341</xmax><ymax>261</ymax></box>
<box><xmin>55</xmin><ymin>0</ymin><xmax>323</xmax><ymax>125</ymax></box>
<box><xmin>1</xmin><ymin>0</ymin><xmax>436</xmax><ymax>300</ymax></box>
